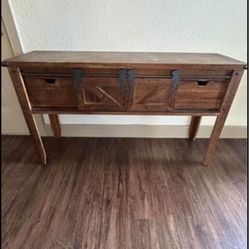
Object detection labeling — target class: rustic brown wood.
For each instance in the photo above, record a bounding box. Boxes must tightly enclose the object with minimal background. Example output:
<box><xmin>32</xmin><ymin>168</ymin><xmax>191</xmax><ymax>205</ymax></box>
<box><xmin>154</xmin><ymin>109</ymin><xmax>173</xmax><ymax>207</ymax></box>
<box><xmin>189</xmin><ymin>116</ymin><xmax>202</xmax><ymax>141</ymax></box>
<box><xmin>79</xmin><ymin>75</ymin><xmax>126</xmax><ymax>111</ymax></box>
<box><xmin>174</xmin><ymin>79</ymin><xmax>229</xmax><ymax>110</ymax></box>
<box><xmin>31</xmin><ymin>108</ymin><xmax>220</xmax><ymax>115</ymax></box>
<box><xmin>2</xmin><ymin>136</ymin><xmax>247</xmax><ymax>248</ymax></box>
<box><xmin>2</xmin><ymin>51</ymin><xmax>246</xmax><ymax>165</ymax></box>
<box><xmin>19</xmin><ymin>67</ymin><xmax>233</xmax><ymax>78</ymax></box>
<box><xmin>203</xmin><ymin>70</ymin><xmax>244</xmax><ymax>165</ymax></box>
<box><xmin>23</xmin><ymin>75</ymin><xmax>78</xmax><ymax>108</ymax></box>
<box><xmin>7</xmin><ymin>68</ymin><xmax>47</xmax><ymax>164</ymax></box>
<box><xmin>128</xmin><ymin>78</ymin><xmax>171</xmax><ymax>111</ymax></box>
<box><xmin>48</xmin><ymin>114</ymin><xmax>61</xmax><ymax>138</ymax></box>
<box><xmin>3</xmin><ymin>51</ymin><xmax>246</xmax><ymax>70</ymax></box>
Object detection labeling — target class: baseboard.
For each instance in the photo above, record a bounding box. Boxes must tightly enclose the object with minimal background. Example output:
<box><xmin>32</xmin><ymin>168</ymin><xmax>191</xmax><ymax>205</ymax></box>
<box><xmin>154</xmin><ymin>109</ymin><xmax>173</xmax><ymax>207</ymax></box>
<box><xmin>2</xmin><ymin>108</ymin><xmax>46</xmax><ymax>136</ymax></box>
<box><xmin>41</xmin><ymin>124</ymin><xmax>246</xmax><ymax>138</ymax></box>
<box><xmin>2</xmin><ymin>124</ymin><xmax>246</xmax><ymax>138</ymax></box>
<box><xmin>2</xmin><ymin>107</ymin><xmax>29</xmax><ymax>135</ymax></box>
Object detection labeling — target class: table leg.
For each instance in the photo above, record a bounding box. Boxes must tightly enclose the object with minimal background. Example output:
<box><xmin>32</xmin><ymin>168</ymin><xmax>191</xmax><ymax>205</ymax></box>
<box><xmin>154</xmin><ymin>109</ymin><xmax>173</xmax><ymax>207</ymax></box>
<box><xmin>203</xmin><ymin>114</ymin><xmax>226</xmax><ymax>165</ymax></box>
<box><xmin>49</xmin><ymin>114</ymin><xmax>61</xmax><ymax>138</ymax></box>
<box><xmin>203</xmin><ymin>70</ymin><xmax>244</xmax><ymax>166</ymax></box>
<box><xmin>8</xmin><ymin>68</ymin><xmax>47</xmax><ymax>165</ymax></box>
<box><xmin>189</xmin><ymin>116</ymin><xmax>201</xmax><ymax>141</ymax></box>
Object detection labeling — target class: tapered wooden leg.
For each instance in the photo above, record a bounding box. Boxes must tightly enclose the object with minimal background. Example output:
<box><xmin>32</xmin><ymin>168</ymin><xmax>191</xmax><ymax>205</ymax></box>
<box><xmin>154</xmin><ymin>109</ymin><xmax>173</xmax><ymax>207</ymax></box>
<box><xmin>49</xmin><ymin>114</ymin><xmax>61</xmax><ymax>138</ymax></box>
<box><xmin>8</xmin><ymin>68</ymin><xmax>47</xmax><ymax>165</ymax></box>
<box><xmin>189</xmin><ymin>116</ymin><xmax>201</xmax><ymax>141</ymax></box>
<box><xmin>203</xmin><ymin>70</ymin><xmax>244</xmax><ymax>166</ymax></box>
<box><xmin>203</xmin><ymin>114</ymin><xmax>226</xmax><ymax>165</ymax></box>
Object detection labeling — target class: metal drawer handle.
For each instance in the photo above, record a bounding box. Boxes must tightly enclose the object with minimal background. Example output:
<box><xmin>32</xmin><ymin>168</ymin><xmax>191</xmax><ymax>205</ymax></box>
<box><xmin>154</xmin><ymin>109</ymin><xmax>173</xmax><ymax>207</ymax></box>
<box><xmin>127</xmin><ymin>70</ymin><xmax>135</xmax><ymax>95</ymax></box>
<box><xmin>118</xmin><ymin>69</ymin><xmax>126</xmax><ymax>96</ymax></box>
<box><xmin>196</xmin><ymin>80</ymin><xmax>210</xmax><ymax>86</ymax></box>
<box><xmin>171</xmin><ymin>70</ymin><xmax>180</xmax><ymax>95</ymax></box>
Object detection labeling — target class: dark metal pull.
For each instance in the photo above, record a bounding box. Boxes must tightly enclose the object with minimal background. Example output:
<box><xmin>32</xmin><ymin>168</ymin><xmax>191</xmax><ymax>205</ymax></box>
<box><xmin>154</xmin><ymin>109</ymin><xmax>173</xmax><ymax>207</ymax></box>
<box><xmin>127</xmin><ymin>70</ymin><xmax>135</xmax><ymax>95</ymax></box>
<box><xmin>118</xmin><ymin>69</ymin><xmax>126</xmax><ymax>96</ymax></box>
<box><xmin>171</xmin><ymin>70</ymin><xmax>180</xmax><ymax>95</ymax></box>
<box><xmin>196</xmin><ymin>79</ymin><xmax>209</xmax><ymax>86</ymax></box>
<box><xmin>73</xmin><ymin>69</ymin><xmax>82</xmax><ymax>91</ymax></box>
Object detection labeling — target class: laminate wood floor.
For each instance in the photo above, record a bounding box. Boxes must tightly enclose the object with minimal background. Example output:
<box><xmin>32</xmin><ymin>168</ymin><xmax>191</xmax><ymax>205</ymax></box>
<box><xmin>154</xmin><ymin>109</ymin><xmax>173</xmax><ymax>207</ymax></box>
<box><xmin>2</xmin><ymin>136</ymin><xmax>247</xmax><ymax>249</ymax></box>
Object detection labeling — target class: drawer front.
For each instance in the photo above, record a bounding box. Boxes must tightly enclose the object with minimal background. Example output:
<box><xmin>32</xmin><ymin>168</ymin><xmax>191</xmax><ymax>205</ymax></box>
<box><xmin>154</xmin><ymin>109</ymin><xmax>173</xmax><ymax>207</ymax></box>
<box><xmin>169</xmin><ymin>69</ymin><xmax>232</xmax><ymax>111</ymax></box>
<box><xmin>78</xmin><ymin>77</ymin><xmax>125</xmax><ymax>111</ymax></box>
<box><xmin>128</xmin><ymin>78</ymin><xmax>171</xmax><ymax>111</ymax></box>
<box><xmin>23</xmin><ymin>75</ymin><xmax>78</xmax><ymax>108</ymax></box>
<box><xmin>174</xmin><ymin>79</ymin><xmax>229</xmax><ymax>110</ymax></box>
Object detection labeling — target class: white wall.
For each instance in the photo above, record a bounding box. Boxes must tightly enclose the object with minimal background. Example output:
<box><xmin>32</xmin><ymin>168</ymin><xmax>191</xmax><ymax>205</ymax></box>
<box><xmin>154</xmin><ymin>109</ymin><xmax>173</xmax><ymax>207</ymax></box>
<box><xmin>9</xmin><ymin>0</ymin><xmax>247</xmax><ymax>127</ymax></box>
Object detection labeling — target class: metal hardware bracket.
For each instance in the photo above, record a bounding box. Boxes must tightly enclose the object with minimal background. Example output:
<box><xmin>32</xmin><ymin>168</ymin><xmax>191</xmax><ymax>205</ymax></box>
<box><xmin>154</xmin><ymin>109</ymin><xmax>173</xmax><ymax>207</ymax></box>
<box><xmin>73</xmin><ymin>69</ymin><xmax>82</xmax><ymax>91</ymax></box>
<box><xmin>171</xmin><ymin>70</ymin><xmax>180</xmax><ymax>96</ymax></box>
<box><xmin>127</xmin><ymin>70</ymin><xmax>136</xmax><ymax>95</ymax></box>
<box><xmin>118</xmin><ymin>69</ymin><xmax>126</xmax><ymax>96</ymax></box>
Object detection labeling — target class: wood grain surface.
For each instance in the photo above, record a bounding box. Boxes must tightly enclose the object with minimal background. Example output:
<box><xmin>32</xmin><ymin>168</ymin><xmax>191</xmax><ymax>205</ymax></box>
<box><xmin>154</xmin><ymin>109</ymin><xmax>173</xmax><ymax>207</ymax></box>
<box><xmin>203</xmin><ymin>70</ymin><xmax>244</xmax><ymax>165</ymax></box>
<box><xmin>2</xmin><ymin>136</ymin><xmax>246</xmax><ymax>249</ymax></box>
<box><xmin>3</xmin><ymin>51</ymin><xmax>246</xmax><ymax>70</ymax></box>
<box><xmin>189</xmin><ymin>116</ymin><xmax>202</xmax><ymax>141</ymax></box>
<box><xmin>48</xmin><ymin>114</ymin><xmax>61</xmax><ymax>138</ymax></box>
<box><xmin>7</xmin><ymin>68</ymin><xmax>47</xmax><ymax>164</ymax></box>
<box><xmin>2</xmin><ymin>51</ymin><xmax>246</xmax><ymax>165</ymax></box>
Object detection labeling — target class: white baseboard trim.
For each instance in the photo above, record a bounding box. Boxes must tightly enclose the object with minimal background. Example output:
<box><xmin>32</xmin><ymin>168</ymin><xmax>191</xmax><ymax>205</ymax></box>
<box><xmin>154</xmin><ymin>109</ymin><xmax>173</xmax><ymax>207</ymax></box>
<box><xmin>2</xmin><ymin>124</ymin><xmax>246</xmax><ymax>138</ymax></box>
<box><xmin>2</xmin><ymin>107</ymin><xmax>29</xmax><ymax>135</ymax></box>
<box><xmin>43</xmin><ymin>124</ymin><xmax>246</xmax><ymax>138</ymax></box>
<box><xmin>2</xmin><ymin>109</ymin><xmax>46</xmax><ymax>136</ymax></box>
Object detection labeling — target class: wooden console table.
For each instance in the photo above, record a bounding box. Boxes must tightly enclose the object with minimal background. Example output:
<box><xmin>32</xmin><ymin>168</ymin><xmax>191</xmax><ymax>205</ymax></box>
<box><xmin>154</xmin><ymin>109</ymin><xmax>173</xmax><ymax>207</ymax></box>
<box><xmin>2</xmin><ymin>51</ymin><xmax>246</xmax><ymax>165</ymax></box>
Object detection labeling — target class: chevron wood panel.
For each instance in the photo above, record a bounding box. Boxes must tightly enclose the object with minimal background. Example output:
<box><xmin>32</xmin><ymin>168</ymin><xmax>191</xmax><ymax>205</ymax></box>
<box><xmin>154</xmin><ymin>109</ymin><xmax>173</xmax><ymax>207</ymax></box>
<box><xmin>128</xmin><ymin>78</ymin><xmax>171</xmax><ymax>111</ymax></box>
<box><xmin>79</xmin><ymin>77</ymin><xmax>125</xmax><ymax>111</ymax></box>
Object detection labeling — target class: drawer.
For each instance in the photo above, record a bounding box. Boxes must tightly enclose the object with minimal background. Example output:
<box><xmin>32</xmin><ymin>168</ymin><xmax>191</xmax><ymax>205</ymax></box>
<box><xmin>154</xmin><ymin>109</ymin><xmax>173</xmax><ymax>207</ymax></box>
<box><xmin>174</xmin><ymin>78</ymin><xmax>229</xmax><ymax>110</ymax></box>
<box><xmin>23</xmin><ymin>75</ymin><xmax>78</xmax><ymax>108</ymax></box>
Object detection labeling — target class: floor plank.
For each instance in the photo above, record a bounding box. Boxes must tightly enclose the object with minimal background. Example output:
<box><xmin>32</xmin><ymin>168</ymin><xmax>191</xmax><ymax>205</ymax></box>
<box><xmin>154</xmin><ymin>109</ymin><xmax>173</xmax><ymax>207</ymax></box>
<box><xmin>2</xmin><ymin>136</ymin><xmax>247</xmax><ymax>249</ymax></box>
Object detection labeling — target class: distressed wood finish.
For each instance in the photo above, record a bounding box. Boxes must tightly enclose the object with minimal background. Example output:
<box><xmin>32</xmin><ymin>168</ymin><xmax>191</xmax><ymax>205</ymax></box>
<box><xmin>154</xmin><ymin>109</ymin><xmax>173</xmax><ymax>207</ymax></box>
<box><xmin>189</xmin><ymin>116</ymin><xmax>202</xmax><ymax>141</ymax></box>
<box><xmin>23</xmin><ymin>75</ymin><xmax>78</xmax><ymax>108</ymax></box>
<box><xmin>7</xmin><ymin>68</ymin><xmax>46</xmax><ymax>164</ymax></box>
<box><xmin>2</xmin><ymin>136</ymin><xmax>247</xmax><ymax>248</ymax></box>
<box><xmin>128</xmin><ymin>78</ymin><xmax>171</xmax><ymax>111</ymax></box>
<box><xmin>48</xmin><ymin>114</ymin><xmax>61</xmax><ymax>138</ymax></box>
<box><xmin>203</xmin><ymin>70</ymin><xmax>244</xmax><ymax>165</ymax></box>
<box><xmin>3</xmin><ymin>51</ymin><xmax>246</xmax><ymax>69</ymax></box>
<box><xmin>79</xmin><ymin>75</ymin><xmax>126</xmax><ymax>111</ymax></box>
<box><xmin>174</xmin><ymin>78</ymin><xmax>229</xmax><ymax>110</ymax></box>
<box><xmin>2</xmin><ymin>51</ymin><xmax>246</xmax><ymax>165</ymax></box>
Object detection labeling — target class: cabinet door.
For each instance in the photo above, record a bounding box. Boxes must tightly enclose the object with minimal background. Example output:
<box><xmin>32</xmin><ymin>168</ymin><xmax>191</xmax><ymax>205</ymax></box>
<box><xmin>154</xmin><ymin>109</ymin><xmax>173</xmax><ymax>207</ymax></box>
<box><xmin>78</xmin><ymin>74</ymin><xmax>126</xmax><ymax>111</ymax></box>
<box><xmin>128</xmin><ymin>78</ymin><xmax>171</xmax><ymax>111</ymax></box>
<box><xmin>127</xmin><ymin>70</ymin><xmax>171</xmax><ymax>112</ymax></box>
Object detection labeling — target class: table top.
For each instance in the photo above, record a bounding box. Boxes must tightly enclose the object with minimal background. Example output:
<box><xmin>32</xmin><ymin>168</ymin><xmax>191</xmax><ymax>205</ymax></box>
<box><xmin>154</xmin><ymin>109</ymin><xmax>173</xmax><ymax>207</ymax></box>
<box><xmin>3</xmin><ymin>51</ymin><xmax>246</xmax><ymax>70</ymax></box>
